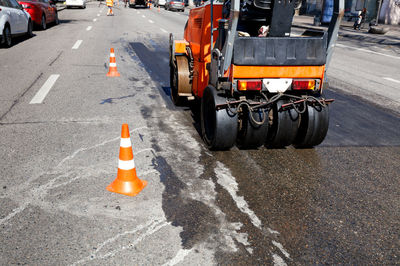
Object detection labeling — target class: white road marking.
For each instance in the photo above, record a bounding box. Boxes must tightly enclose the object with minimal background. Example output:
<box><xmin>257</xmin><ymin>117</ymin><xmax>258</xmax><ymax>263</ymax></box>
<box><xmin>135</xmin><ymin>148</ymin><xmax>156</xmax><ymax>154</ymax></box>
<box><xmin>142</xmin><ymin>15</ymin><xmax>146</xmax><ymax>18</ymax></box>
<box><xmin>272</xmin><ymin>254</ymin><xmax>287</xmax><ymax>266</ymax></box>
<box><xmin>86</xmin><ymin>26</ymin><xmax>92</xmax><ymax>31</ymax></box>
<box><xmin>0</xmin><ymin>203</ymin><xmax>29</xmax><ymax>225</ymax></box>
<box><xmin>383</xmin><ymin>77</ymin><xmax>400</xmax><ymax>84</ymax></box>
<box><xmin>162</xmin><ymin>249</ymin><xmax>192</xmax><ymax>266</ymax></box>
<box><xmin>29</xmin><ymin>74</ymin><xmax>60</xmax><ymax>104</ymax></box>
<box><xmin>148</xmin><ymin>19</ymin><xmax>154</xmax><ymax>23</ymax></box>
<box><xmin>72</xmin><ymin>220</ymin><xmax>163</xmax><ymax>265</ymax></box>
<box><xmin>160</xmin><ymin>28</ymin><xmax>168</xmax><ymax>33</ymax></box>
<box><xmin>93</xmin><ymin>18</ymin><xmax>97</xmax><ymax>22</ymax></box>
<box><xmin>214</xmin><ymin>161</ymin><xmax>262</xmax><ymax>229</ymax></box>
<box><xmin>72</xmin><ymin>40</ymin><xmax>83</xmax><ymax>49</ymax></box>
<box><xmin>73</xmin><ymin>220</ymin><xmax>169</xmax><ymax>265</ymax></box>
<box><xmin>97</xmin><ymin>13</ymin><xmax>100</xmax><ymax>16</ymax></box>
<box><xmin>272</xmin><ymin>240</ymin><xmax>290</xmax><ymax>259</ymax></box>
<box><xmin>56</xmin><ymin>127</ymin><xmax>147</xmax><ymax>168</ymax></box>
<box><xmin>336</xmin><ymin>43</ymin><xmax>400</xmax><ymax>60</ymax></box>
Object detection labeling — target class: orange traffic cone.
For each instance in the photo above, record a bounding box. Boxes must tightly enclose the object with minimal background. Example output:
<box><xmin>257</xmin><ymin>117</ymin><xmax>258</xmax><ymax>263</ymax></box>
<box><xmin>107</xmin><ymin>48</ymin><xmax>120</xmax><ymax>77</ymax></box>
<box><xmin>158</xmin><ymin>6</ymin><xmax>160</xmax><ymax>12</ymax></box>
<box><xmin>107</xmin><ymin>124</ymin><xmax>147</xmax><ymax>196</ymax></box>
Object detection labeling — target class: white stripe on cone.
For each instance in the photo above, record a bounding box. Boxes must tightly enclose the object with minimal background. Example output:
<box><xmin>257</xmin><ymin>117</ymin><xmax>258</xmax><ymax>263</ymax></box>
<box><xmin>110</xmin><ymin>53</ymin><xmax>115</xmax><ymax>57</ymax></box>
<box><xmin>120</xmin><ymin>138</ymin><xmax>132</xmax><ymax>148</ymax></box>
<box><xmin>110</xmin><ymin>63</ymin><xmax>117</xmax><ymax>67</ymax></box>
<box><xmin>119</xmin><ymin>159</ymin><xmax>135</xmax><ymax>170</ymax></box>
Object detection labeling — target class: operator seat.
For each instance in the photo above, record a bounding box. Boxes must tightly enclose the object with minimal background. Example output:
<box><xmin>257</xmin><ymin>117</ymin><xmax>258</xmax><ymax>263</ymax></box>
<box><xmin>223</xmin><ymin>0</ymin><xmax>295</xmax><ymax>37</ymax></box>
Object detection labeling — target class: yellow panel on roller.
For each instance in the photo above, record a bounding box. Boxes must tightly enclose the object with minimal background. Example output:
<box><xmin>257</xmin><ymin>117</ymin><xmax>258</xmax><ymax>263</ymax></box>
<box><xmin>174</xmin><ymin>40</ymin><xmax>188</xmax><ymax>54</ymax></box>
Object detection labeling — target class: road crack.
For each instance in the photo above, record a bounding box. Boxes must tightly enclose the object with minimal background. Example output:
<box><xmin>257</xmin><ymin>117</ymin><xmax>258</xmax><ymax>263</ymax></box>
<box><xmin>0</xmin><ymin>72</ymin><xmax>43</xmax><ymax>122</ymax></box>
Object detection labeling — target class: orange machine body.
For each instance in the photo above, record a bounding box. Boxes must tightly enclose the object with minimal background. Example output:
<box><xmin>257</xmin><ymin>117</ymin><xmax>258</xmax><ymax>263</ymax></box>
<box><xmin>182</xmin><ymin>3</ymin><xmax>223</xmax><ymax>97</ymax></box>
<box><xmin>175</xmin><ymin>3</ymin><xmax>326</xmax><ymax>98</ymax></box>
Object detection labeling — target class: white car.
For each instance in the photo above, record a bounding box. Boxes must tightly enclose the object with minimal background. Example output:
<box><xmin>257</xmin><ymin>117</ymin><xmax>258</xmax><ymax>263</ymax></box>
<box><xmin>0</xmin><ymin>0</ymin><xmax>33</xmax><ymax>47</ymax></box>
<box><xmin>66</xmin><ymin>0</ymin><xmax>86</xmax><ymax>9</ymax></box>
<box><xmin>154</xmin><ymin>0</ymin><xmax>165</xmax><ymax>7</ymax></box>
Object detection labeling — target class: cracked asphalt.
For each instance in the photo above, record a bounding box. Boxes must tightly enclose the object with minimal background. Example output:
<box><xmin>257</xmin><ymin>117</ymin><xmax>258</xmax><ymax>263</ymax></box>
<box><xmin>1</xmin><ymin>2</ymin><xmax>399</xmax><ymax>265</ymax></box>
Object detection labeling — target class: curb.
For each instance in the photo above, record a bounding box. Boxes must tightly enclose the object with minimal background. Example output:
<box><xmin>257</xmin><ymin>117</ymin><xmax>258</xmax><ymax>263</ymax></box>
<box><xmin>292</xmin><ymin>23</ymin><xmax>400</xmax><ymax>46</ymax></box>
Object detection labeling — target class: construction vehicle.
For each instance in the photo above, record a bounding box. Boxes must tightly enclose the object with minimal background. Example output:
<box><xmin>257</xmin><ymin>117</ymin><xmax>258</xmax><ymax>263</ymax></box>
<box><xmin>169</xmin><ymin>0</ymin><xmax>344</xmax><ymax>150</ymax></box>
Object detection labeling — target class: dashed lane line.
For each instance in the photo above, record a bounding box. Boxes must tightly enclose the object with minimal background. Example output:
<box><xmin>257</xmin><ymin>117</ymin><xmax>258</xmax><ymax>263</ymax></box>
<box><xmin>336</xmin><ymin>43</ymin><xmax>400</xmax><ymax>60</ymax></box>
<box><xmin>93</xmin><ymin>18</ymin><xmax>97</xmax><ymax>22</ymax></box>
<box><xmin>86</xmin><ymin>26</ymin><xmax>92</xmax><ymax>31</ymax></box>
<box><xmin>72</xmin><ymin>40</ymin><xmax>83</xmax><ymax>49</ymax></box>
<box><xmin>97</xmin><ymin>14</ymin><xmax>100</xmax><ymax>16</ymax></box>
<box><xmin>29</xmin><ymin>74</ymin><xmax>60</xmax><ymax>104</ymax></box>
<box><xmin>383</xmin><ymin>77</ymin><xmax>400</xmax><ymax>84</ymax></box>
<box><xmin>148</xmin><ymin>19</ymin><xmax>154</xmax><ymax>23</ymax></box>
<box><xmin>142</xmin><ymin>15</ymin><xmax>146</xmax><ymax>18</ymax></box>
<box><xmin>160</xmin><ymin>28</ymin><xmax>168</xmax><ymax>33</ymax></box>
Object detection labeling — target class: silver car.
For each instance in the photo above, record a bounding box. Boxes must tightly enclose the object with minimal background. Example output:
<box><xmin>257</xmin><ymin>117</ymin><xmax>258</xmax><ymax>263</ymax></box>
<box><xmin>164</xmin><ymin>0</ymin><xmax>184</xmax><ymax>11</ymax></box>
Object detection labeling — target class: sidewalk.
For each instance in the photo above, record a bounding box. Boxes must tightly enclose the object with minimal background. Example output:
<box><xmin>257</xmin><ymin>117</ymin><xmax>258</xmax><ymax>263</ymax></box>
<box><xmin>292</xmin><ymin>15</ymin><xmax>400</xmax><ymax>44</ymax></box>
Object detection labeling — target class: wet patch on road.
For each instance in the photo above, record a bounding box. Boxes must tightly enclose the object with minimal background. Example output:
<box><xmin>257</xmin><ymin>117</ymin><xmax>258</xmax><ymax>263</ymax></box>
<box><xmin>100</xmin><ymin>94</ymin><xmax>136</xmax><ymax>104</ymax></box>
<box><xmin>323</xmin><ymin>89</ymin><xmax>400</xmax><ymax>147</ymax></box>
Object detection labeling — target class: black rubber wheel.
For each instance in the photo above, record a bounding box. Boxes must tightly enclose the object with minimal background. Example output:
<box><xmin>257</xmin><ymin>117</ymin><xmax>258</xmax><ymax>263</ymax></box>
<box><xmin>54</xmin><ymin>13</ymin><xmax>59</xmax><ymax>25</ymax></box>
<box><xmin>3</xmin><ymin>26</ymin><xmax>12</xmax><ymax>47</ymax></box>
<box><xmin>237</xmin><ymin>106</ymin><xmax>269</xmax><ymax>149</ymax></box>
<box><xmin>293</xmin><ymin>104</ymin><xmax>329</xmax><ymax>148</ymax></box>
<box><xmin>266</xmin><ymin>99</ymin><xmax>299</xmax><ymax>148</ymax></box>
<box><xmin>27</xmin><ymin>20</ymin><xmax>33</xmax><ymax>37</ymax></box>
<box><xmin>201</xmin><ymin>86</ymin><xmax>238</xmax><ymax>150</ymax></box>
<box><xmin>41</xmin><ymin>14</ymin><xmax>46</xmax><ymax>30</ymax></box>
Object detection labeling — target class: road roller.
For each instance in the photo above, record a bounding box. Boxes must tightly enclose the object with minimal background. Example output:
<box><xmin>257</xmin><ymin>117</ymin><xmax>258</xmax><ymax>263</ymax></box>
<box><xmin>169</xmin><ymin>0</ymin><xmax>344</xmax><ymax>150</ymax></box>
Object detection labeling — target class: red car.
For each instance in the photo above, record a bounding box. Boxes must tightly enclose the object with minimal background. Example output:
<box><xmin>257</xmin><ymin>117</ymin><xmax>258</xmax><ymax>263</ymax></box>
<box><xmin>18</xmin><ymin>0</ymin><xmax>58</xmax><ymax>30</ymax></box>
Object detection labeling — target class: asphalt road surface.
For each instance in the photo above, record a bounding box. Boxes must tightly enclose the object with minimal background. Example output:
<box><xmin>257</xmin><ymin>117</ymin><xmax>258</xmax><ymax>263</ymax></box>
<box><xmin>1</xmin><ymin>3</ymin><xmax>399</xmax><ymax>265</ymax></box>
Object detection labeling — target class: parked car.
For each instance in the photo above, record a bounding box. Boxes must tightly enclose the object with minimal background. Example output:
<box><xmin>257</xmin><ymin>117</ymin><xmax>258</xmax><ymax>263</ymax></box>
<box><xmin>129</xmin><ymin>0</ymin><xmax>147</xmax><ymax>8</ymax></box>
<box><xmin>153</xmin><ymin>0</ymin><xmax>165</xmax><ymax>7</ymax></box>
<box><xmin>0</xmin><ymin>0</ymin><xmax>33</xmax><ymax>47</ymax></box>
<box><xmin>164</xmin><ymin>0</ymin><xmax>184</xmax><ymax>11</ymax></box>
<box><xmin>66</xmin><ymin>0</ymin><xmax>85</xmax><ymax>9</ymax></box>
<box><xmin>18</xmin><ymin>0</ymin><xmax>58</xmax><ymax>30</ymax></box>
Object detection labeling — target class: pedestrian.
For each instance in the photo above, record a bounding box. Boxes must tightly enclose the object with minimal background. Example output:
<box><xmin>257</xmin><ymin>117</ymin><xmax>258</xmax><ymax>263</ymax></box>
<box><xmin>353</xmin><ymin>8</ymin><xmax>366</xmax><ymax>30</ymax></box>
<box><xmin>107</xmin><ymin>0</ymin><xmax>114</xmax><ymax>16</ymax></box>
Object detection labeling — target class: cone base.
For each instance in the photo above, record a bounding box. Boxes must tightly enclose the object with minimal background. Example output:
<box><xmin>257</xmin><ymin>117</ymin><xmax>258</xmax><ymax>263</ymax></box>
<box><xmin>107</xmin><ymin>179</ymin><xmax>147</xmax><ymax>197</ymax></box>
<box><xmin>107</xmin><ymin>71</ymin><xmax>121</xmax><ymax>77</ymax></box>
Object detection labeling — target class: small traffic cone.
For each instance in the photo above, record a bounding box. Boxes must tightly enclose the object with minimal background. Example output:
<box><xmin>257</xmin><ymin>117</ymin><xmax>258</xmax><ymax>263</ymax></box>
<box><xmin>107</xmin><ymin>48</ymin><xmax>120</xmax><ymax>77</ymax></box>
<box><xmin>107</xmin><ymin>124</ymin><xmax>147</xmax><ymax>196</ymax></box>
<box><xmin>158</xmin><ymin>6</ymin><xmax>160</xmax><ymax>12</ymax></box>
